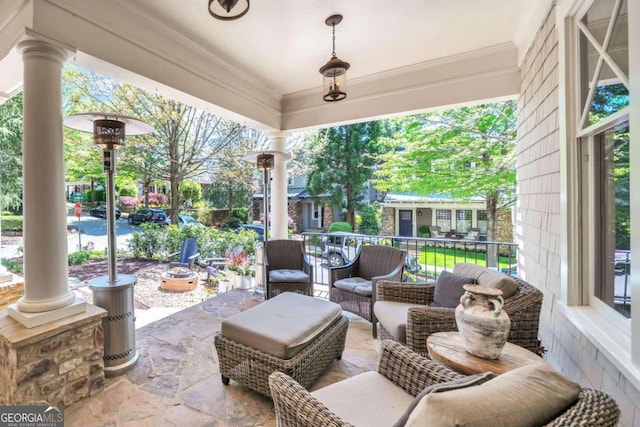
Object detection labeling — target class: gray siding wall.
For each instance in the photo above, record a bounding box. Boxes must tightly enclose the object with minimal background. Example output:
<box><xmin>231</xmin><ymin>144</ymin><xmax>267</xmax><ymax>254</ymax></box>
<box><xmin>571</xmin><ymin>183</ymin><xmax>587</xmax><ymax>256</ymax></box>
<box><xmin>515</xmin><ymin>5</ymin><xmax>640</xmax><ymax>425</ymax></box>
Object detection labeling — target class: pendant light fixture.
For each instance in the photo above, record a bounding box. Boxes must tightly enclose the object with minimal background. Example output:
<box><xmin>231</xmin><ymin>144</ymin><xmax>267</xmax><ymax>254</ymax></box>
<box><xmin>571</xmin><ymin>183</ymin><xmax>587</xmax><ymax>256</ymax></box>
<box><xmin>208</xmin><ymin>0</ymin><xmax>250</xmax><ymax>21</ymax></box>
<box><xmin>319</xmin><ymin>14</ymin><xmax>350</xmax><ymax>102</ymax></box>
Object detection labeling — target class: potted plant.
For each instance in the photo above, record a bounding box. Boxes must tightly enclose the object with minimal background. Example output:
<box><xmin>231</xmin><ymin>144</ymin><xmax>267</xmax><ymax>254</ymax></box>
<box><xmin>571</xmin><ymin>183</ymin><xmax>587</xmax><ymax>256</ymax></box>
<box><xmin>226</xmin><ymin>251</ymin><xmax>254</xmax><ymax>289</ymax></box>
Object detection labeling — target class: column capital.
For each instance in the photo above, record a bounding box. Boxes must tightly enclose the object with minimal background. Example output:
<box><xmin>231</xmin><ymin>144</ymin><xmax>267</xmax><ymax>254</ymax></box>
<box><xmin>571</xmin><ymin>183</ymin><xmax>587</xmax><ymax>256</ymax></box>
<box><xmin>17</xmin><ymin>38</ymin><xmax>70</xmax><ymax>64</ymax></box>
<box><xmin>267</xmin><ymin>130</ymin><xmax>290</xmax><ymax>141</ymax></box>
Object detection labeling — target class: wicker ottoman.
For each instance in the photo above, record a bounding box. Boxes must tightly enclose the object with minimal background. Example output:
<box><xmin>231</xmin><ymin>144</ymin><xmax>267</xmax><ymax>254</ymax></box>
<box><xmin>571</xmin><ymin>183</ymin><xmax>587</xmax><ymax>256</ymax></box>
<box><xmin>214</xmin><ymin>292</ymin><xmax>348</xmax><ymax>397</ymax></box>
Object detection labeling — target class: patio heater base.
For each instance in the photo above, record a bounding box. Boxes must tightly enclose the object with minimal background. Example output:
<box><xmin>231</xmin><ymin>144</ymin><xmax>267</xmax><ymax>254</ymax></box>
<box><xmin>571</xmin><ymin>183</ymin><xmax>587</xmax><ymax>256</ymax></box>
<box><xmin>89</xmin><ymin>274</ymin><xmax>139</xmax><ymax>377</ymax></box>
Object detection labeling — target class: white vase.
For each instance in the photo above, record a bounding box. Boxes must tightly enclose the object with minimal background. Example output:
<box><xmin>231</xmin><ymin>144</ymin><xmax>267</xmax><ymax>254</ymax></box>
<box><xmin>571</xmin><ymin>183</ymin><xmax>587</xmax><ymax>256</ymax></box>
<box><xmin>236</xmin><ymin>275</ymin><xmax>253</xmax><ymax>289</ymax></box>
<box><xmin>455</xmin><ymin>284</ymin><xmax>511</xmax><ymax>359</ymax></box>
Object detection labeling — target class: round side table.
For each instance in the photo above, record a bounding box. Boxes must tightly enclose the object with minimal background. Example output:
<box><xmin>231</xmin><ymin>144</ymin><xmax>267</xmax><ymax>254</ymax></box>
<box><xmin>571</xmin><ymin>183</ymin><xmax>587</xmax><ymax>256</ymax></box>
<box><xmin>427</xmin><ymin>331</ymin><xmax>543</xmax><ymax>375</ymax></box>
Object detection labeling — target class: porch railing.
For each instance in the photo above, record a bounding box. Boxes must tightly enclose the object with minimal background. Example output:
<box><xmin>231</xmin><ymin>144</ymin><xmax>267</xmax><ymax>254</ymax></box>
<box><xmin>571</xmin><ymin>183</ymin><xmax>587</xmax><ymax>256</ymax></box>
<box><xmin>299</xmin><ymin>232</ymin><xmax>519</xmax><ymax>299</ymax></box>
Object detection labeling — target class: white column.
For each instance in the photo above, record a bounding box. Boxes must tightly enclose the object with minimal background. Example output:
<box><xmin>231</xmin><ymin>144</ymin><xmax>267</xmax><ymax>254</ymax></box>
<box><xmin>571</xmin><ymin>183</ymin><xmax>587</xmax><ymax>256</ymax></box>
<box><xmin>268</xmin><ymin>131</ymin><xmax>289</xmax><ymax>239</ymax></box>
<box><xmin>8</xmin><ymin>39</ymin><xmax>84</xmax><ymax>327</ymax></box>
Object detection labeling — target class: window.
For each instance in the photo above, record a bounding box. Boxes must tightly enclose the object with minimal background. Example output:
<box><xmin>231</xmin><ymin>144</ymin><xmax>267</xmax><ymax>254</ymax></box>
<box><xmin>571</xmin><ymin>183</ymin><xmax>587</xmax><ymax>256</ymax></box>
<box><xmin>477</xmin><ymin>210</ymin><xmax>488</xmax><ymax>233</ymax></box>
<box><xmin>580</xmin><ymin>123</ymin><xmax>630</xmax><ymax>318</ymax></box>
<box><xmin>456</xmin><ymin>210</ymin><xmax>472</xmax><ymax>233</ymax></box>
<box><xmin>575</xmin><ymin>0</ymin><xmax>631</xmax><ymax>319</ymax></box>
<box><xmin>435</xmin><ymin>210</ymin><xmax>451</xmax><ymax>231</ymax></box>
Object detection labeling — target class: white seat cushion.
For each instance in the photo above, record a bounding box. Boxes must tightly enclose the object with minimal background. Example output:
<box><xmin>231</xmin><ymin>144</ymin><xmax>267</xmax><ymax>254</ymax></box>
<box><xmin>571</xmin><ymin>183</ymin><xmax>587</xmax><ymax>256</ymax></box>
<box><xmin>221</xmin><ymin>292</ymin><xmax>342</xmax><ymax>359</ymax></box>
<box><xmin>269</xmin><ymin>269</ymin><xmax>310</xmax><ymax>283</ymax></box>
<box><xmin>333</xmin><ymin>277</ymin><xmax>372</xmax><ymax>296</ymax></box>
<box><xmin>374</xmin><ymin>301</ymin><xmax>422</xmax><ymax>343</ymax></box>
<box><xmin>312</xmin><ymin>371</ymin><xmax>414</xmax><ymax>427</ymax></box>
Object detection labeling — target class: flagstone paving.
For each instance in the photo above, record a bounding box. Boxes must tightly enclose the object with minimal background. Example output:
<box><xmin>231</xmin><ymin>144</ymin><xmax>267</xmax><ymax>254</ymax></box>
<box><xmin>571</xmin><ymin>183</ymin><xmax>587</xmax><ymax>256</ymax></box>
<box><xmin>65</xmin><ymin>289</ymin><xmax>379</xmax><ymax>426</ymax></box>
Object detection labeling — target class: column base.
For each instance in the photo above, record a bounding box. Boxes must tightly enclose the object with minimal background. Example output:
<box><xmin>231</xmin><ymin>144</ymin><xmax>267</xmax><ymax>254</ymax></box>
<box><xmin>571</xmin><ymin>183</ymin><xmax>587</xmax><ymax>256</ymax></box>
<box><xmin>7</xmin><ymin>297</ymin><xmax>87</xmax><ymax>328</ymax></box>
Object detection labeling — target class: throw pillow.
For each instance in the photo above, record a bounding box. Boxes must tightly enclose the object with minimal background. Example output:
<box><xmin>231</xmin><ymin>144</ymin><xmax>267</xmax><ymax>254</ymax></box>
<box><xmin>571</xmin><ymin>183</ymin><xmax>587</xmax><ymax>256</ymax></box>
<box><xmin>404</xmin><ymin>362</ymin><xmax>581</xmax><ymax>427</ymax></box>
<box><xmin>430</xmin><ymin>271</ymin><xmax>477</xmax><ymax>308</ymax></box>
<box><xmin>453</xmin><ymin>263</ymin><xmax>519</xmax><ymax>299</ymax></box>
<box><xmin>393</xmin><ymin>372</ymin><xmax>495</xmax><ymax>427</ymax></box>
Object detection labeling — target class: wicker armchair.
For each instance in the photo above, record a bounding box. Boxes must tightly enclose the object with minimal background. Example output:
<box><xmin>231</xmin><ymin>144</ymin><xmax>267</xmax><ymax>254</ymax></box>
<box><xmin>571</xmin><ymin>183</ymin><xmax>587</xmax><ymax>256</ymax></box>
<box><xmin>330</xmin><ymin>245</ymin><xmax>406</xmax><ymax>337</ymax></box>
<box><xmin>376</xmin><ymin>275</ymin><xmax>543</xmax><ymax>357</ymax></box>
<box><xmin>269</xmin><ymin>341</ymin><xmax>620</xmax><ymax>427</ymax></box>
<box><xmin>265</xmin><ymin>239</ymin><xmax>313</xmax><ymax>299</ymax></box>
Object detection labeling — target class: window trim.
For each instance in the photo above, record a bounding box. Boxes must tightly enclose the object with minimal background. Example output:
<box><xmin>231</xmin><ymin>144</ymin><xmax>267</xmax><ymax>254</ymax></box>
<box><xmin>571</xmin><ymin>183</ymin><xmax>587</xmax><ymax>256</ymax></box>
<box><xmin>558</xmin><ymin>0</ymin><xmax>640</xmax><ymax>373</ymax></box>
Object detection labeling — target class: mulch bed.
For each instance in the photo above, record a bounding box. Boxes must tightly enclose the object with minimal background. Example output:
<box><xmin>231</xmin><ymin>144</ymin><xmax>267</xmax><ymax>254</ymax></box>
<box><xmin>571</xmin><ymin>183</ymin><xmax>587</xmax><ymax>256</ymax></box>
<box><xmin>67</xmin><ymin>257</ymin><xmax>164</xmax><ymax>282</ymax></box>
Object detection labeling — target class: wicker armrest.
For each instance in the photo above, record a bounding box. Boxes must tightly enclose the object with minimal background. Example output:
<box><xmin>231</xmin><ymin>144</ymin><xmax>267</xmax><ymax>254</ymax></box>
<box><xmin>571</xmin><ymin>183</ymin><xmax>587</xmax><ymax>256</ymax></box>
<box><xmin>405</xmin><ymin>306</ymin><xmax>458</xmax><ymax>357</ymax></box>
<box><xmin>269</xmin><ymin>372</ymin><xmax>354</xmax><ymax>427</ymax></box>
<box><xmin>376</xmin><ymin>281</ymin><xmax>434</xmax><ymax>305</ymax></box>
<box><xmin>377</xmin><ymin>340</ymin><xmax>463</xmax><ymax>396</ymax></box>
<box><xmin>544</xmin><ymin>388</ymin><xmax>620</xmax><ymax>426</ymax></box>
<box><xmin>330</xmin><ymin>264</ymin><xmax>355</xmax><ymax>283</ymax></box>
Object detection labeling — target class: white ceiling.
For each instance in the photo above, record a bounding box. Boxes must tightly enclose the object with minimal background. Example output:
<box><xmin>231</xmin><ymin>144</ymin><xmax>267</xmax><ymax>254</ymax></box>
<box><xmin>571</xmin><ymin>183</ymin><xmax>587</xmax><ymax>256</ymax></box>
<box><xmin>0</xmin><ymin>0</ymin><xmax>551</xmax><ymax>130</ymax></box>
<box><xmin>127</xmin><ymin>0</ymin><xmax>530</xmax><ymax>96</ymax></box>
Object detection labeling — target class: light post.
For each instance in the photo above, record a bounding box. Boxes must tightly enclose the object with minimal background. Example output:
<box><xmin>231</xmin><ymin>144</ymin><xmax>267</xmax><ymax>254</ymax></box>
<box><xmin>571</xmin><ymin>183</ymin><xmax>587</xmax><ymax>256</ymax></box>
<box><xmin>64</xmin><ymin>113</ymin><xmax>153</xmax><ymax>376</ymax></box>
<box><xmin>241</xmin><ymin>150</ymin><xmax>289</xmax><ymax>294</ymax></box>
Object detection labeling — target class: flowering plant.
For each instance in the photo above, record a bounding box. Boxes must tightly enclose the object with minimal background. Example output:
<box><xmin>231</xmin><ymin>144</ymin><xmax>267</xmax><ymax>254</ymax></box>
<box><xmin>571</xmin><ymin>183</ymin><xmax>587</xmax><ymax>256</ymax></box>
<box><xmin>117</xmin><ymin>196</ymin><xmax>139</xmax><ymax>207</ymax></box>
<box><xmin>226</xmin><ymin>251</ymin><xmax>254</xmax><ymax>276</ymax></box>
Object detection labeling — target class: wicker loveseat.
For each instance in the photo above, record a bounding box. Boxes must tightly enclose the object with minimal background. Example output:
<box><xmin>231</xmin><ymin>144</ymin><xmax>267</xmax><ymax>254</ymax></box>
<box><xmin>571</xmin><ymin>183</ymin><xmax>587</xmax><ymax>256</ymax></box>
<box><xmin>375</xmin><ymin>263</ymin><xmax>544</xmax><ymax>356</ymax></box>
<box><xmin>269</xmin><ymin>341</ymin><xmax>620</xmax><ymax>427</ymax></box>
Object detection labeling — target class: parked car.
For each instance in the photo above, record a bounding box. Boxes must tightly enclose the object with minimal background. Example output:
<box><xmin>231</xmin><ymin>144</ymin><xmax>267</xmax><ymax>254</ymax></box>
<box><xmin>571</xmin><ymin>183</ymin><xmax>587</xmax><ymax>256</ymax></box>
<box><xmin>165</xmin><ymin>214</ymin><xmax>203</xmax><ymax>228</ymax></box>
<box><xmin>128</xmin><ymin>208</ymin><xmax>167</xmax><ymax>225</ymax></box>
<box><xmin>237</xmin><ymin>224</ymin><xmax>264</xmax><ymax>239</ymax></box>
<box><xmin>89</xmin><ymin>204</ymin><xmax>121</xmax><ymax>220</ymax></box>
<box><xmin>321</xmin><ymin>232</ymin><xmax>422</xmax><ymax>275</ymax></box>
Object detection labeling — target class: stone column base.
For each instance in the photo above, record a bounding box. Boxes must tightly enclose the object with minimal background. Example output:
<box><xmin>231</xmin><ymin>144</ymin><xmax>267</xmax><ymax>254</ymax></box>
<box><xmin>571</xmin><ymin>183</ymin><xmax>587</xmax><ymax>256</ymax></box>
<box><xmin>0</xmin><ymin>304</ymin><xmax>107</xmax><ymax>407</ymax></box>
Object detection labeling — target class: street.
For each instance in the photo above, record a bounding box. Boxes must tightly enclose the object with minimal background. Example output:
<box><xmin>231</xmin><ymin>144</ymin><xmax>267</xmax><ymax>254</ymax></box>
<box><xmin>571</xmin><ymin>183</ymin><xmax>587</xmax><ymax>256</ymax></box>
<box><xmin>0</xmin><ymin>213</ymin><xmax>138</xmax><ymax>259</ymax></box>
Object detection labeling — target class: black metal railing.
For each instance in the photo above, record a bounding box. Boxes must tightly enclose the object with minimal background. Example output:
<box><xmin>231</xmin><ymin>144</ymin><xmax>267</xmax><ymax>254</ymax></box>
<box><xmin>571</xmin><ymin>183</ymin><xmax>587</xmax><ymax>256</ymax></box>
<box><xmin>300</xmin><ymin>232</ymin><xmax>518</xmax><ymax>299</ymax></box>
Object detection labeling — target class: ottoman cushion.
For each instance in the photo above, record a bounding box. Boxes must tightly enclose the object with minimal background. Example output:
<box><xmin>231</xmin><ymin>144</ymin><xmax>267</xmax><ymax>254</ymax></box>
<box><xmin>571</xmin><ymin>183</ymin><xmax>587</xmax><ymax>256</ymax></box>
<box><xmin>221</xmin><ymin>292</ymin><xmax>342</xmax><ymax>359</ymax></box>
<box><xmin>269</xmin><ymin>269</ymin><xmax>310</xmax><ymax>283</ymax></box>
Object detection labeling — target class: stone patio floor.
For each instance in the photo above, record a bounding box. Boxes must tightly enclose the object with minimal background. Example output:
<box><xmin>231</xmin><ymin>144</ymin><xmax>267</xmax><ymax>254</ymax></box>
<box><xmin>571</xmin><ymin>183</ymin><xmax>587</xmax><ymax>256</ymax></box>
<box><xmin>64</xmin><ymin>290</ymin><xmax>380</xmax><ymax>426</ymax></box>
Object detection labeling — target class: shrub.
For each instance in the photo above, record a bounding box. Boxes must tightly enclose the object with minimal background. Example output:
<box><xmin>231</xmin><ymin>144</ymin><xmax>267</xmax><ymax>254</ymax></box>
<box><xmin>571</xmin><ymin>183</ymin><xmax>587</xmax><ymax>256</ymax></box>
<box><xmin>194</xmin><ymin>203</ymin><xmax>212</xmax><ymax>226</ymax></box>
<box><xmin>118</xmin><ymin>196</ymin><xmax>140</xmax><ymax>207</ymax></box>
<box><xmin>359</xmin><ymin>204</ymin><xmax>381</xmax><ymax>235</ymax></box>
<box><xmin>1</xmin><ymin>258</ymin><xmax>22</xmax><ymax>274</ymax></box>
<box><xmin>116</xmin><ymin>179</ymin><xmax>138</xmax><ymax>197</ymax></box>
<box><xmin>231</xmin><ymin>207</ymin><xmax>248</xmax><ymax>223</ymax></box>
<box><xmin>68</xmin><ymin>251</ymin><xmax>91</xmax><ymax>265</ymax></box>
<box><xmin>180</xmin><ymin>180</ymin><xmax>202</xmax><ymax>203</ymax></box>
<box><xmin>226</xmin><ymin>217</ymin><xmax>242</xmax><ymax>229</ymax></box>
<box><xmin>328</xmin><ymin>222</ymin><xmax>352</xmax><ymax>233</ymax></box>
<box><xmin>142</xmin><ymin>192</ymin><xmax>168</xmax><ymax>206</ymax></box>
<box><xmin>0</xmin><ymin>215</ymin><xmax>23</xmax><ymax>231</ymax></box>
<box><xmin>84</xmin><ymin>189</ymin><xmax>105</xmax><ymax>202</ymax></box>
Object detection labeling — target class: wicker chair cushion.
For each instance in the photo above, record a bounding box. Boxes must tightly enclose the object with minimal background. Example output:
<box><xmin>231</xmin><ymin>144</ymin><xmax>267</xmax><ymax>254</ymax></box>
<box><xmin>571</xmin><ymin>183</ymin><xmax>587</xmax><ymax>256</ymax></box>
<box><xmin>404</xmin><ymin>362</ymin><xmax>581</xmax><ymax>427</ymax></box>
<box><xmin>431</xmin><ymin>271</ymin><xmax>477</xmax><ymax>308</ymax></box>
<box><xmin>221</xmin><ymin>292</ymin><xmax>342</xmax><ymax>359</ymax></box>
<box><xmin>311</xmin><ymin>371</ymin><xmax>414</xmax><ymax>426</ymax></box>
<box><xmin>269</xmin><ymin>269</ymin><xmax>310</xmax><ymax>283</ymax></box>
<box><xmin>453</xmin><ymin>263</ymin><xmax>518</xmax><ymax>299</ymax></box>
<box><xmin>374</xmin><ymin>301</ymin><xmax>423</xmax><ymax>343</ymax></box>
<box><xmin>333</xmin><ymin>277</ymin><xmax>373</xmax><ymax>296</ymax></box>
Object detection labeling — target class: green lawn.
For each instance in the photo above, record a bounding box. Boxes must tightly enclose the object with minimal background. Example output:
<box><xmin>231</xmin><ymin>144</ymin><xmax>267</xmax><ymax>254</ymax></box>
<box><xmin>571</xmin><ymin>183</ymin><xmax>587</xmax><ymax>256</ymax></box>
<box><xmin>418</xmin><ymin>245</ymin><xmax>516</xmax><ymax>272</ymax></box>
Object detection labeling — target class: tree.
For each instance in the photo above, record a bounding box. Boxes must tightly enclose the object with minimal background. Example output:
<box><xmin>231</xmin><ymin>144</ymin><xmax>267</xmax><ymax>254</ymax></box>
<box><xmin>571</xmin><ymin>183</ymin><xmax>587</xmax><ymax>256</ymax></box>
<box><xmin>306</xmin><ymin>121</ymin><xmax>391</xmax><ymax>228</ymax></box>
<box><xmin>0</xmin><ymin>93</ymin><xmax>24</xmax><ymax>211</ymax></box>
<box><xmin>374</xmin><ymin>101</ymin><xmax>517</xmax><ymax>266</ymax></box>
<box><xmin>63</xmin><ymin>67</ymin><xmax>245</xmax><ymax>223</ymax></box>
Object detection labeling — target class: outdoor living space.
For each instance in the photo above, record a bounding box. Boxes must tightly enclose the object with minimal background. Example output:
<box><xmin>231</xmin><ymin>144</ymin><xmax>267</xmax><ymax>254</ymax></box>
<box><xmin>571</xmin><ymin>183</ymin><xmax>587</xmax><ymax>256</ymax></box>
<box><xmin>62</xmin><ymin>290</ymin><xmax>378</xmax><ymax>426</ymax></box>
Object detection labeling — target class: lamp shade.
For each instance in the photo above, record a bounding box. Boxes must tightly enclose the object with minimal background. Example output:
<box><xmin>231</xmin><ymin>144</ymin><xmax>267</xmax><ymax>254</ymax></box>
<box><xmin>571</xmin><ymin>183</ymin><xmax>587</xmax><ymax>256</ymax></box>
<box><xmin>93</xmin><ymin>119</ymin><xmax>126</xmax><ymax>149</ymax></box>
<box><xmin>320</xmin><ymin>56</ymin><xmax>349</xmax><ymax>102</ymax></box>
<box><xmin>256</xmin><ymin>153</ymin><xmax>275</xmax><ymax>170</ymax></box>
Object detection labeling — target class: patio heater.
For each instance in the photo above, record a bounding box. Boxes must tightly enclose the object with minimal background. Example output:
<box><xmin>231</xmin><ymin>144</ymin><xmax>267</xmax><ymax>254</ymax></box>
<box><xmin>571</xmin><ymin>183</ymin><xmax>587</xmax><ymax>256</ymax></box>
<box><xmin>241</xmin><ymin>150</ymin><xmax>289</xmax><ymax>294</ymax></box>
<box><xmin>64</xmin><ymin>113</ymin><xmax>153</xmax><ymax>376</ymax></box>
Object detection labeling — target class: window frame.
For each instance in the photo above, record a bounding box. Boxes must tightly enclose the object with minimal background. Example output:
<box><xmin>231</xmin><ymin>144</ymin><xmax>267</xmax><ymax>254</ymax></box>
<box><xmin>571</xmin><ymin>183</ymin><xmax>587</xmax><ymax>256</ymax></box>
<box><xmin>558</xmin><ymin>0</ymin><xmax>640</xmax><ymax>379</ymax></box>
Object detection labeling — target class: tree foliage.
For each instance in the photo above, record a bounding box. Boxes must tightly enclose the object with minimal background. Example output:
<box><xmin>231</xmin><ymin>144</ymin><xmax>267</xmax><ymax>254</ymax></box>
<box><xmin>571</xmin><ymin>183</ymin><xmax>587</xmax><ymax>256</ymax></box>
<box><xmin>0</xmin><ymin>93</ymin><xmax>24</xmax><ymax>211</ymax></box>
<box><xmin>63</xmin><ymin>66</ymin><xmax>245</xmax><ymax>223</ymax></box>
<box><xmin>307</xmin><ymin>121</ymin><xmax>392</xmax><ymax>227</ymax></box>
<box><xmin>374</xmin><ymin>101</ymin><xmax>517</xmax><ymax>264</ymax></box>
